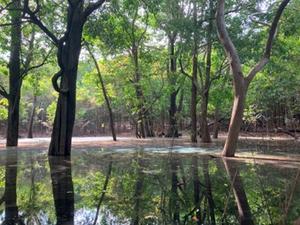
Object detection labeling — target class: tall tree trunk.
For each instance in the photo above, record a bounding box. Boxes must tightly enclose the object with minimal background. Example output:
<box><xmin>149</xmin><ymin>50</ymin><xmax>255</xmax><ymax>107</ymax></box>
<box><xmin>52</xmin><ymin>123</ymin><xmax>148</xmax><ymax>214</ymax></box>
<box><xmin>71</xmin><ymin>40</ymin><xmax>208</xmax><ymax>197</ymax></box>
<box><xmin>132</xmin><ymin>43</ymin><xmax>147</xmax><ymax>138</ymax></box>
<box><xmin>200</xmin><ymin>0</ymin><xmax>213</xmax><ymax>143</ymax></box>
<box><xmin>49</xmin><ymin>6</ymin><xmax>84</xmax><ymax>156</ymax></box>
<box><xmin>27</xmin><ymin>95</ymin><xmax>37</xmax><ymax>138</ymax></box>
<box><xmin>166</xmin><ymin>36</ymin><xmax>179</xmax><ymax>138</ymax></box>
<box><xmin>86</xmin><ymin>43</ymin><xmax>117</xmax><ymax>141</ymax></box>
<box><xmin>223</xmin><ymin>159</ymin><xmax>254</xmax><ymax>225</ymax></box>
<box><xmin>49</xmin><ymin>157</ymin><xmax>74</xmax><ymax>225</ymax></box>
<box><xmin>6</xmin><ymin>0</ymin><xmax>22</xmax><ymax>147</ymax></box>
<box><xmin>191</xmin><ymin>0</ymin><xmax>198</xmax><ymax>143</ymax></box>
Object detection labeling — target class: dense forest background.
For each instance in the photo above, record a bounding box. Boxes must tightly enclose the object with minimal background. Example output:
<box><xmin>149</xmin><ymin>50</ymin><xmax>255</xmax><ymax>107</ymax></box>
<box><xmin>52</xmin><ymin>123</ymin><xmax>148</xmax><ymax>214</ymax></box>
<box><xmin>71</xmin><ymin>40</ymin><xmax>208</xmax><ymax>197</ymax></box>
<box><xmin>0</xmin><ymin>0</ymin><xmax>299</xmax><ymax>143</ymax></box>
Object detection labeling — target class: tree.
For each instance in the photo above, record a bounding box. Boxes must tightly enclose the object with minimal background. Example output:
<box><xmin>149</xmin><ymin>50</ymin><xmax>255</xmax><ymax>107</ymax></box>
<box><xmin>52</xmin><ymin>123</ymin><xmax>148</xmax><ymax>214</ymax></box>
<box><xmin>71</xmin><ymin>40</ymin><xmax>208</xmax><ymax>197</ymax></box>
<box><xmin>23</xmin><ymin>0</ymin><xmax>108</xmax><ymax>156</ymax></box>
<box><xmin>190</xmin><ymin>0</ymin><xmax>199</xmax><ymax>143</ymax></box>
<box><xmin>85</xmin><ymin>42</ymin><xmax>117</xmax><ymax>141</ymax></box>
<box><xmin>216</xmin><ymin>0</ymin><xmax>291</xmax><ymax>157</ymax></box>
<box><xmin>0</xmin><ymin>2</ymin><xmax>51</xmax><ymax>145</ymax></box>
<box><xmin>0</xmin><ymin>0</ymin><xmax>23</xmax><ymax>147</ymax></box>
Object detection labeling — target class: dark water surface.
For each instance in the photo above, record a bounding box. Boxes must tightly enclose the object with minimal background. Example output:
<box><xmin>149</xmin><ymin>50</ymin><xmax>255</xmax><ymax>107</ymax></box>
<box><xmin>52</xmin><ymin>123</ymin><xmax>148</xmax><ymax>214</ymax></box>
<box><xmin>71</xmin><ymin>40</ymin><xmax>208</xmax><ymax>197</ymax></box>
<box><xmin>0</xmin><ymin>148</ymin><xmax>299</xmax><ymax>225</ymax></box>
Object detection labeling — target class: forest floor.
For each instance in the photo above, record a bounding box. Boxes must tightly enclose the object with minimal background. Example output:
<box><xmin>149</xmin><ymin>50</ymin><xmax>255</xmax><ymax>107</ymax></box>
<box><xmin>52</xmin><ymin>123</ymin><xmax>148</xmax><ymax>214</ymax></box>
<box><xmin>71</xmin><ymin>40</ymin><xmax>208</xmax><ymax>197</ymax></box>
<box><xmin>0</xmin><ymin>132</ymin><xmax>299</xmax><ymax>163</ymax></box>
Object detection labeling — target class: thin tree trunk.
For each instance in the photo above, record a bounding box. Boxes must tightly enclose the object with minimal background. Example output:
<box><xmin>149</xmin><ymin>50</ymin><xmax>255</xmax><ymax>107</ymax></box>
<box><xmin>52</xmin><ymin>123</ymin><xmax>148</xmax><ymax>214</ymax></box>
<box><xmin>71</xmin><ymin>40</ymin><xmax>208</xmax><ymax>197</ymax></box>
<box><xmin>190</xmin><ymin>0</ymin><xmax>198</xmax><ymax>143</ymax></box>
<box><xmin>200</xmin><ymin>0</ymin><xmax>213</xmax><ymax>143</ymax></box>
<box><xmin>213</xmin><ymin>107</ymin><xmax>220</xmax><ymax>139</ymax></box>
<box><xmin>200</xmin><ymin>92</ymin><xmax>211</xmax><ymax>143</ymax></box>
<box><xmin>132</xmin><ymin>44</ymin><xmax>147</xmax><ymax>138</ymax></box>
<box><xmin>166</xmin><ymin>35</ymin><xmax>179</xmax><ymax>138</ymax></box>
<box><xmin>86</xmin><ymin>43</ymin><xmax>117</xmax><ymax>141</ymax></box>
<box><xmin>6</xmin><ymin>0</ymin><xmax>22</xmax><ymax>147</ymax></box>
<box><xmin>27</xmin><ymin>95</ymin><xmax>37</xmax><ymax>138</ymax></box>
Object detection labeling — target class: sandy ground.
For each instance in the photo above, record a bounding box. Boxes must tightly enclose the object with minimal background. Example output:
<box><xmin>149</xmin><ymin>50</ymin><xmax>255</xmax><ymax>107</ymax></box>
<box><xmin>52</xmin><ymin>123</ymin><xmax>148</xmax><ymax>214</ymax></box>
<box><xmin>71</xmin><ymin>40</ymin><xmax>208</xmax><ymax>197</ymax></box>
<box><xmin>0</xmin><ymin>134</ymin><xmax>299</xmax><ymax>163</ymax></box>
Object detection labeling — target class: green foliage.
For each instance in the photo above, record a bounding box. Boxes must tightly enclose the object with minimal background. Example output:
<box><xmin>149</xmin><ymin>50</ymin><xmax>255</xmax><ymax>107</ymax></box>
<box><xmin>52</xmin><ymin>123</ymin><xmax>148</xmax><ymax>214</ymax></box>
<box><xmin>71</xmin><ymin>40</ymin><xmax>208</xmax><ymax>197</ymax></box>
<box><xmin>0</xmin><ymin>98</ymin><xmax>8</xmax><ymax>120</ymax></box>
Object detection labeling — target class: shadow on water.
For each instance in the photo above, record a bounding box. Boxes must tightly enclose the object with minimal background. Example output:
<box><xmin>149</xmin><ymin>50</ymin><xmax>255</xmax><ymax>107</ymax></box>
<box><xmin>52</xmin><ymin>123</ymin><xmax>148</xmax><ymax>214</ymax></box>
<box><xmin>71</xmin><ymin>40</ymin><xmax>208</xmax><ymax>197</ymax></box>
<box><xmin>0</xmin><ymin>148</ymin><xmax>299</xmax><ymax>225</ymax></box>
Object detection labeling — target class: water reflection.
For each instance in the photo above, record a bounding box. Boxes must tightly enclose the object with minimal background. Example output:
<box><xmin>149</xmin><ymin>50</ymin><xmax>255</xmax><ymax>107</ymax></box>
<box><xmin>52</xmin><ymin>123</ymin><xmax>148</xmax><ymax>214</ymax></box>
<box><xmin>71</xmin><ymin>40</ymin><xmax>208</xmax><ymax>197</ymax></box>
<box><xmin>223</xmin><ymin>159</ymin><xmax>254</xmax><ymax>225</ymax></box>
<box><xmin>0</xmin><ymin>149</ymin><xmax>299</xmax><ymax>225</ymax></box>
<box><xmin>49</xmin><ymin>157</ymin><xmax>74</xmax><ymax>225</ymax></box>
<box><xmin>3</xmin><ymin>151</ymin><xmax>21</xmax><ymax>225</ymax></box>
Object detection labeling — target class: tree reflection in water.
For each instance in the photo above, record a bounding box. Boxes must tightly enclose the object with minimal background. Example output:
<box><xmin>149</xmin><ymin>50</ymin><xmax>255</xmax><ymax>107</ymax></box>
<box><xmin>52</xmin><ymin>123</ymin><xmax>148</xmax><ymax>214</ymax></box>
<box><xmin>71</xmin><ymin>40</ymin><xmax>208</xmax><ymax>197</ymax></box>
<box><xmin>49</xmin><ymin>157</ymin><xmax>74</xmax><ymax>225</ymax></box>
<box><xmin>223</xmin><ymin>159</ymin><xmax>254</xmax><ymax>225</ymax></box>
<box><xmin>0</xmin><ymin>149</ymin><xmax>299</xmax><ymax>225</ymax></box>
<box><xmin>3</xmin><ymin>151</ymin><xmax>23</xmax><ymax>225</ymax></box>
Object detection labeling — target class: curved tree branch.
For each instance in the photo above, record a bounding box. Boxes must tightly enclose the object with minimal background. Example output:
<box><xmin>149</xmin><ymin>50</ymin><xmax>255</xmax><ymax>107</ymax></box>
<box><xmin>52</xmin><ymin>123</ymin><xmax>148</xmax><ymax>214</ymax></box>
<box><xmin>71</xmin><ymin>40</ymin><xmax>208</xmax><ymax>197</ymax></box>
<box><xmin>216</xmin><ymin>0</ymin><xmax>243</xmax><ymax>82</ymax></box>
<box><xmin>82</xmin><ymin>0</ymin><xmax>106</xmax><ymax>21</ymax></box>
<box><xmin>246</xmin><ymin>0</ymin><xmax>291</xmax><ymax>83</ymax></box>
<box><xmin>23</xmin><ymin>0</ymin><xmax>59</xmax><ymax>46</ymax></box>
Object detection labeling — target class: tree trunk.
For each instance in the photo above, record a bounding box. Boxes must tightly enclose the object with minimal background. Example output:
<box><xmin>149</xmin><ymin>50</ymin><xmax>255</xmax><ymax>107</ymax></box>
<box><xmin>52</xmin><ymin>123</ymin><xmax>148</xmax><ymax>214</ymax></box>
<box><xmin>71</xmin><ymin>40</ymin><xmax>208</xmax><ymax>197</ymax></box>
<box><xmin>6</xmin><ymin>0</ymin><xmax>22</xmax><ymax>147</ymax></box>
<box><xmin>191</xmin><ymin>1</ymin><xmax>198</xmax><ymax>142</ymax></box>
<box><xmin>132</xmin><ymin>43</ymin><xmax>147</xmax><ymax>138</ymax></box>
<box><xmin>213</xmin><ymin>107</ymin><xmax>220</xmax><ymax>139</ymax></box>
<box><xmin>49</xmin><ymin>6</ymin><xmax>84</xmax><ymax>156</ymax></box>
<box><xmin>200</xmin><ymin>0</ymin><xmax>213</xmax><ymax>143</ymax></box>
<box><xmin>49</xmin><ymin>157</ymin><xmax>74</xmax><ymax>225</ymax></box>
<box><xmin>200</xmin><ymin>91</ymin><xmax>211</xmax><ymax>143</ymax></box>
<box><xmin>27</xmin><ymin>95</ymin><xmax>37</xmax><ymax>138</ymax></box>
<box><xmin>223</xmin><ymin>159</ymin><xmax>254</xmax><ymax>225</ymax></box>
<box><xmin>86</xmin><ymin>43</ymin><xmax>117</xmax><ymax>141</ymax></box>
<box><xmin>222</xmin><ymin>84</ymin><xmax>246</xmax><ymax>157</ymax></box>
<box><xmin>144</xmin><ymin>115</ymin><xmax>155</xmax><ymax>137</ymax></box>
<box><xmin>166</xmin><ymin>36</ymin><xmax>179</xmax><ymax>138</ymax></box>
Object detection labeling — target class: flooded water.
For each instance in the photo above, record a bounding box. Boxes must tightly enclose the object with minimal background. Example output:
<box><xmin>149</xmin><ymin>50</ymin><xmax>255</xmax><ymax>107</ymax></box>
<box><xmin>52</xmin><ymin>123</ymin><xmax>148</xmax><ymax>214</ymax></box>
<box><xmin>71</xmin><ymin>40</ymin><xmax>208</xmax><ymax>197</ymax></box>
<box><xmin>0</xmin><ymin>148</ymin><xmax>299</xmax><ymax>225</ymax></box>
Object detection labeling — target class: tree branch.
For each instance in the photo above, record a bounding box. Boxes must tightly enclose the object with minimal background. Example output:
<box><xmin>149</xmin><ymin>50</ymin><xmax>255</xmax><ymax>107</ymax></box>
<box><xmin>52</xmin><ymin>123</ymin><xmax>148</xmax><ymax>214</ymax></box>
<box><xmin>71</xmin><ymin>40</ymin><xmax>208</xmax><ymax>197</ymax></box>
<box><xmin>21</xmin><ymin>47</ymin><xmax>54</xmax><ymax>79</ymax></box>
<box><xmin>83</xmin><ymin>0</ymin><xmax>106</xmax><ymax>21</ymax></box>
<box><xmin>216</xmin><ymin>0</ymin><xmax>243</xmax><ymax>81</ymax></box>
<box><xmin>246</xmin><ymin>0</ymin><xmax>290</xmax><ymax>83</ymax></box>
<box><xmin>0</xmin><ymin>84</ymin><xmax>9</xmax><ymax>99</ymax></box>
<box><xmin>23</xmin><ymin>0</ymin><xmax>59</xmax><ymax>46</ymax></box>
